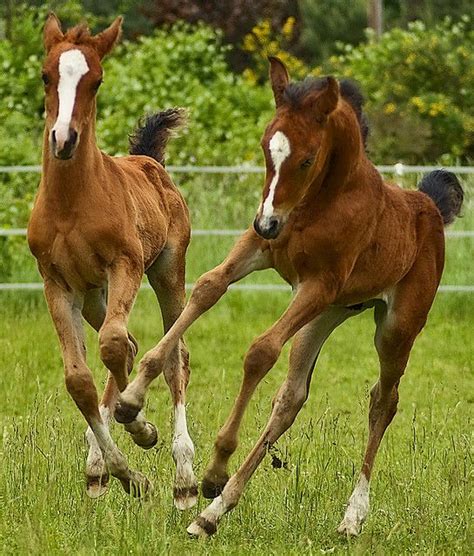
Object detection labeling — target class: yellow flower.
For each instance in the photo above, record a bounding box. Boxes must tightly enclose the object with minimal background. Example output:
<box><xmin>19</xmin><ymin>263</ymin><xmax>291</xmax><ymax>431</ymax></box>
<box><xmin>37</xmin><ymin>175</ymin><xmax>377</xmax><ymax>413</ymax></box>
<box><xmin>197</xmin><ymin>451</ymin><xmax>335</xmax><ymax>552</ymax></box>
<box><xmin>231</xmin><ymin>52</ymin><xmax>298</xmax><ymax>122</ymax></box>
<box><xmin>310</xmin><ymin>66</ymin><xmax>323</xmax><ymax>77</ymax></box>
<box><xmin>242</xmin><ymin>34</ymin><xmax>256</xmax><ymax>52</ymax></box>
<box><xmin>410</xmin><ymin>96</ymin><xmax>426</xmax><ymax>112</ymax></box>
<box><xmin>242</xmin><ymin>68</ymin><xmax>257</xmax><ymax>86</ymax></box>
<box><xmin>428</xmin><ymin>102</ymin><xmax>446</xmax><ymax>117</ymax></box>
<box><xmin>282</xmin><ymin>17</ymin><xmax>295</xmax><ymax>39</ymax></box>
<box><xmin>384</xmin><ymin>102</ymin><xmax>397</xmax><ymax>114</ymax></box>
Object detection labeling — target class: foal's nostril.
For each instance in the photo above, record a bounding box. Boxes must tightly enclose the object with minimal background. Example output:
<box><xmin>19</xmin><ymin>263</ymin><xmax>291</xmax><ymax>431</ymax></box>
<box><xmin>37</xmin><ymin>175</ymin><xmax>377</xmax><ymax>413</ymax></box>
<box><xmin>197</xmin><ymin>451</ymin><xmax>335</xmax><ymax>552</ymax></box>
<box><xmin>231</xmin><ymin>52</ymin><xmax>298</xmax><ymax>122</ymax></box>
<box><xmin>69</xmin><ymin>128</ymin><xmax>78</xmax><ymax>146</ymax></box>
<box><xmin>253</xmin><ymin>216</ymin><xmax>281</xmax><ymax>239</ymax></box>
<box><xmin>253</xmin><ymin>217</ymin><xmax>262</xmax><ymax>236</ymax></box>
<box><xmin>51</xmin><ymin>130</ymin><xmax>57</xmax><ymax>145</ymax></box>
<box><xmin>268</xmin><ymin>217</ymin><xmax>278</xmax><ymax>234</ymax></box>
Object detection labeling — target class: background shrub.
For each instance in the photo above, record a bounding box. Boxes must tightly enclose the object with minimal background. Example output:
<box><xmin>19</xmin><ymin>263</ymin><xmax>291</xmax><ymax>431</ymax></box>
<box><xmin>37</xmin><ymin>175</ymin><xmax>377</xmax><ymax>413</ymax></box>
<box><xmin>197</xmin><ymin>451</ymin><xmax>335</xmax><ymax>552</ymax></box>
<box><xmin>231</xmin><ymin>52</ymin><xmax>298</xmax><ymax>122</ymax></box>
<box><xmin>326</xmin><ymin>17</ymin><xmax>474</xmax><ymax>163</ymax></box>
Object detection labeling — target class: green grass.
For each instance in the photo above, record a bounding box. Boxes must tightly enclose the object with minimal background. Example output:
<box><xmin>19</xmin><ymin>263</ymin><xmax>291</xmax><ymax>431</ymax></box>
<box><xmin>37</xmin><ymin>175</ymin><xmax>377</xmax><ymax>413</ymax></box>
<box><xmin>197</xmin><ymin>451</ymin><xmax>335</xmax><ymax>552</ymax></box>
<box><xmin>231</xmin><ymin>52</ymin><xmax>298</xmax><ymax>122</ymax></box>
<box><xmin>0</xmin><ymin>171</ymin><xmax>473</xmax><ymax>554</ymax></box>
<box><xmin>0</xmin><ymin>288</ymin><xmax>472</xmax><ymax>555</ymax></box>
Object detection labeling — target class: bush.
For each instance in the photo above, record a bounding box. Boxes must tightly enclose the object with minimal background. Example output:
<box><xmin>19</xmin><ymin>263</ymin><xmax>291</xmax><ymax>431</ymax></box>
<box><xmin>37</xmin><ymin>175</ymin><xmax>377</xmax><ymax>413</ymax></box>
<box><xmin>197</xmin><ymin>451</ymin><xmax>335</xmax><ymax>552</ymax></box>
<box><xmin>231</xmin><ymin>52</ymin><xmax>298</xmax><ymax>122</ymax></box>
<box><xmin>98</xmin><ymin>22</ymin><xmax>273</xmax><ymax>164</ymax></box>
<box><xmin>326</xmin><ymin>17</ymin><xmax>474</xmax><ymax>163</ymax></box>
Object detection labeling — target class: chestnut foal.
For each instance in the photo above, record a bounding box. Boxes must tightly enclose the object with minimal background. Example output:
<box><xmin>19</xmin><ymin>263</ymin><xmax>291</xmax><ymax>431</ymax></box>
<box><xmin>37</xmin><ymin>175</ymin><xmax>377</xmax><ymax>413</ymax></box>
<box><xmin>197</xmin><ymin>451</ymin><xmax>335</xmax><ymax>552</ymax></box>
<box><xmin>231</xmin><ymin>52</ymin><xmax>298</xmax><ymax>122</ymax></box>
<box><xmin>117</xmin><ymin>58</ymin><xmax>463</xmax><ymax>535</ymax></box>
<box><xmin>27</xmin><ymin>14</ymin><xmax>197</xmax><ymax>508</ymax></box>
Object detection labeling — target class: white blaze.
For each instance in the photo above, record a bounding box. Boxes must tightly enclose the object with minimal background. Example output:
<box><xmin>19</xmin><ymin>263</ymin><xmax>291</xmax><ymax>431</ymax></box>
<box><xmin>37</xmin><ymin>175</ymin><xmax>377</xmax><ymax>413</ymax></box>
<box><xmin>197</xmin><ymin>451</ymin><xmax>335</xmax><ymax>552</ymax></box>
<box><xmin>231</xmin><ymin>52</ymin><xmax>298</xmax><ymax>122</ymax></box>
<box><xmin>52</xmin><ymin>49</ymin><xmax>89</xmax><ymax>145</ymax></box>
<box><xmin>261</xmin><ymin>131</ymin><xmax>291</xmax><ymax>220</ymax></box>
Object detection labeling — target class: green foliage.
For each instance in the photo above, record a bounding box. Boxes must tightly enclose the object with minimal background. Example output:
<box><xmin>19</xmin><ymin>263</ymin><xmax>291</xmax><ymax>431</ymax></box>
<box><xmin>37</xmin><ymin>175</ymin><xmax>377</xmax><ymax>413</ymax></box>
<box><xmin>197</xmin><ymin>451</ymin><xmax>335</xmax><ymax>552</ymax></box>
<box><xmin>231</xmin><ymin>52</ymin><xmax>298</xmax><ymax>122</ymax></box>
<box><xmin>241</xmin><ymin>17</ymin><xmax>311</xmax><ymax>83</ymax></box>
<box><xmin>384</xmin><ymin>0</ymin><xmax>474</xmax><ymax>28</ymax></box>
<box><xmin>326</xmin><ymin>17</ymin><xmax>474</xmax><ymax>163</ymax></box>
<box><xmin>98</xmin><ymin>22</ymin><xmax>272</xmax><ymax>164</ymax></box>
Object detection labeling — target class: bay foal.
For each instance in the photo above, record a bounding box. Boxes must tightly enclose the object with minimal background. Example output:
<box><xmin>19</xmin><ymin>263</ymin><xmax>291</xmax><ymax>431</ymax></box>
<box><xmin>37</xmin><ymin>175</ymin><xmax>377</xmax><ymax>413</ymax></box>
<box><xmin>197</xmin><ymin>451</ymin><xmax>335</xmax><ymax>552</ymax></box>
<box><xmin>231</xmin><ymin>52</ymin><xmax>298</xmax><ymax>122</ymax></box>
<box><xmin>27</xmin><ymin>14</ymin><xmax>197</xmax><ymax>508</ymax></box>
<box><xmin>117</xmin><ymin>57</ymin><xmax>463</xmax><ymax>535</ymax></box>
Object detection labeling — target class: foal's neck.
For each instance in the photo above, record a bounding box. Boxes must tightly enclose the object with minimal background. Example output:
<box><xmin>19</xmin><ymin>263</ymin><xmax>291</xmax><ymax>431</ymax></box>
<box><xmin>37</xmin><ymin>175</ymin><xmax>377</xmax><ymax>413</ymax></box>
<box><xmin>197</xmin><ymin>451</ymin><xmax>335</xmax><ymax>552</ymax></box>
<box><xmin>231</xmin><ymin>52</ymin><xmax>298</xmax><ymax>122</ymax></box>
<box><xmin>306</xmin><ymin>112</ymin><xmax>377</xmax><ymax>206</ymax></box>
<box><xmin>41</xmin><ymin>112</ymin><xmax>104</xmax><ymax>205</ymax></box>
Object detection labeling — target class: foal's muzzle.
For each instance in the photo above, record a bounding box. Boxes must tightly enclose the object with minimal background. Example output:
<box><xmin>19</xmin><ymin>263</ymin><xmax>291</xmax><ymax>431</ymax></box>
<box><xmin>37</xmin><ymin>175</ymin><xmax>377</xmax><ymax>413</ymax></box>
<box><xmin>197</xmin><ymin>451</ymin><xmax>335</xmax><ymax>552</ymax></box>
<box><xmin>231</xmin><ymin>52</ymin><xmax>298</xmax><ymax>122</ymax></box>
<box><xmin>253</xmin><ymin>215</ymin><xmax>283</xmax><ymax>240</ymax></box>
<box><xmin>51</xmin><ymin>128</ymin><xmax>79</xmax><ymax>160</ymax></box>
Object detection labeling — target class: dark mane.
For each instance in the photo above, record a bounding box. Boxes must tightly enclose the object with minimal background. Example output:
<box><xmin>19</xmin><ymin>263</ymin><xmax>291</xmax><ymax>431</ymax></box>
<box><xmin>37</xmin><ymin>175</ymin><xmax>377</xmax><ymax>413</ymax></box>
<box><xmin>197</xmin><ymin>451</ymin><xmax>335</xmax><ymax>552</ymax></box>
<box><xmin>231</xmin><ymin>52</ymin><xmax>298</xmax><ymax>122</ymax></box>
<box><xmin>283</xmin><ymin>77</ymin><xmax>329</xmax><ymax>106</ymax></box>
<box><xmin>283</xmin><ymin>77</ymin><xmax>369</xmax><ymax>148</ymax></box>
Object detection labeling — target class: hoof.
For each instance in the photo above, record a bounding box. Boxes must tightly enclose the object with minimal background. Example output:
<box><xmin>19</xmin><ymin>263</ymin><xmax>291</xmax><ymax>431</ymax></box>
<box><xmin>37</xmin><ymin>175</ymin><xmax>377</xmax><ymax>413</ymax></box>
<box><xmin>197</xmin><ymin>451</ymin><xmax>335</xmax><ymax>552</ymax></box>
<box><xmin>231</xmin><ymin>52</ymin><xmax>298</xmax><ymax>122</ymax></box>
<box><xmin>187</xmin><ymin>516</ymin><xmax>217</xmax><ymax>538</ymax></box>
<box><xmin>337</xmin><ymin>519</ymin><xmax>362</xmax><ymax>536</ymax></box>
<box><xmin>173</xmin><ymin>484</ymin><xmax>199</xmax><ymax>510</ymax></box>
<box><xmin>201</xmin><ymin>476</ymin><xmax>228</xmax><ymax>499</ymax></box>
<box><xmin>115</xmin><ymin>398</ymin><xmax>141</xmax><ymax>424</ymax></box>
<box><xmin>120</xmin><ymin>471</ymin><xmax>152</xmax><ymax>498</ymax></box>
<box><xmin>131</xmin><ymin>422</ymin><xmax>158</xmax><ymax>450</ymax></box>
<box><xmin>86</xmin><ymin>474</ymin><xmax>109</xmax><ymax>498</ymax></box>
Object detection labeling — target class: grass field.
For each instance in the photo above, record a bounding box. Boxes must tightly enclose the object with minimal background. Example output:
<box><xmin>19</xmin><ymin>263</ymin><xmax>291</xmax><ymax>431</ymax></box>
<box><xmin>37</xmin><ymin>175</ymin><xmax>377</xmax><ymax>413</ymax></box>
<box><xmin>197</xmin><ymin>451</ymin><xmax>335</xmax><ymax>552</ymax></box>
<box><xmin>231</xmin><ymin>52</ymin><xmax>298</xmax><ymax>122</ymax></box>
<box><xmin>0</xmin><ymin>173</ymin><xmax>472</xmax><ymax>554</ymax></box>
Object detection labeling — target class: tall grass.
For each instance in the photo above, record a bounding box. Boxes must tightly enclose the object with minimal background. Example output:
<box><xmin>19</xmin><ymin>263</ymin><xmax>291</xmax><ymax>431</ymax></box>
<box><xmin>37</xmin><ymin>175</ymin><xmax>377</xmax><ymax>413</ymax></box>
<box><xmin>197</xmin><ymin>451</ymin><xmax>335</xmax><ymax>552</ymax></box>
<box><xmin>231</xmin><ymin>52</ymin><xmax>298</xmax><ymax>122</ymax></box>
<box><xmin>0</xmin><ymin>172</ymin><xmax>472</xmax><ymax>554</ymax></box>
<box><xmin>0</xmin><ymin>289</ymin><xmax>472</xmax><ymax>554</ymax></box>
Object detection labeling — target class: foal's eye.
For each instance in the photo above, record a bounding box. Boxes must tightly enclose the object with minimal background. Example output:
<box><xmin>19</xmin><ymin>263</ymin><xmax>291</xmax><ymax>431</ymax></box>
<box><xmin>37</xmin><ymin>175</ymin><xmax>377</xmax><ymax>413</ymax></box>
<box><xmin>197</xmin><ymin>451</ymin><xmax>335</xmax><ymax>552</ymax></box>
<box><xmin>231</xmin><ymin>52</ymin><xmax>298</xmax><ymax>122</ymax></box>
<box><xmin>41</xmin><ymin>73</ymin><xmax>50</xmax><ymax>86</ymax></box>
<box><xmin>300</xmin><ymin>158</ymin><xmax>313</xmax><ymax>169</ymax></box>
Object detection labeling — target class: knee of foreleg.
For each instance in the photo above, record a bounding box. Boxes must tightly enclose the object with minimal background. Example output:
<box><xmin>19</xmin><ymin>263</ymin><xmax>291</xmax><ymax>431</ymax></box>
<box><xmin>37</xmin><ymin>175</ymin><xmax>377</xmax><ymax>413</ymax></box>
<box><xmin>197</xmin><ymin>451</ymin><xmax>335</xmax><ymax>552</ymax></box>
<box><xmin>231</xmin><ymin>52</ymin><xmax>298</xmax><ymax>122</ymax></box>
<box><xmin>244</xmin><ymin>338</ymin><xmax>280</xmax><ymax>376</ymax></box>
<box><xmin>99</xmin><ymin>327</ymin><xmax>129</xmax><ymax>369</ymax></box>
<box><xmin>191</xmin><ymin>274</ymin><xmax>226</xmax><ymax>308</ymax></box>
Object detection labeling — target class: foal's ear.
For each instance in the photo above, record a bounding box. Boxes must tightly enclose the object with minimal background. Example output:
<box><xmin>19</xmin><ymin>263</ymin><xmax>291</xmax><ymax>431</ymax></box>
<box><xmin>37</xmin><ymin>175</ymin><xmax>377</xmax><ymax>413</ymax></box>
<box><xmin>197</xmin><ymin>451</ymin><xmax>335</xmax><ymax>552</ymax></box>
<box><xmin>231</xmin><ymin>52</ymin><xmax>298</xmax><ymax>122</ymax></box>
<box><xmin>310</xmin><ymin>76</ymin><xmax>340</xmax><ymax>122</ymax></box>
<box><xmin>44</xmin><ymin>12</ymin><xmax>64</xmax><ymax>52</ymax></box>
<box><xmin>93</xmin><ymin>16</ymin><xmax>123</xmax><ymax>59</ymax></box>
<box><xmin>268</xmin><ymin>56</ymin><xmax>290</xmax><ymax>108</ymax></box>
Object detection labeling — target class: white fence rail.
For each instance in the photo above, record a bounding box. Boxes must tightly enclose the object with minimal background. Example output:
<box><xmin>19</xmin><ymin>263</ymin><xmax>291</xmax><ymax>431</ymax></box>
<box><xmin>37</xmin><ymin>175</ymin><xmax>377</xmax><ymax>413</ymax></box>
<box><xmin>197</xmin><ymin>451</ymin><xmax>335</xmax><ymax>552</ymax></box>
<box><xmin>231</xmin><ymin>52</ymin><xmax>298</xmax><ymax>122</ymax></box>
<box><xmin>1</xmin><ymin>228</ymin><xmax>473</xmax><ymax>238</ymax></box>
<box><xmin>1</xmin><ymin>164</ymin><xmax>472</xmax><ymax>293</ymax></box>
<box><xmin>0</xmin><ymin>227</ymin><xmax>471</xmax><ymax>293</ymax></box>
<box><xmin>1</xmin><ymin>164</ymin><xmax>474</xmax><ymax>175</ymax></box>
<box><xmin>0</xmin><ymin>283</ymin><xmax>472</xmax><ymax>293</ymax></box>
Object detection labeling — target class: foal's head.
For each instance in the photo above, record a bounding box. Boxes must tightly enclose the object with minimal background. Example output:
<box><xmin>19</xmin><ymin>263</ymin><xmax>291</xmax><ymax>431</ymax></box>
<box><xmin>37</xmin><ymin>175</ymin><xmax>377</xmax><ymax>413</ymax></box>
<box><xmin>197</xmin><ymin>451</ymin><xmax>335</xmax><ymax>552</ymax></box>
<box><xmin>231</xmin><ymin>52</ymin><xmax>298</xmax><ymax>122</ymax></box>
<box><xmin>254</xmin><ymin>57</ymin><xmax>367</xmax><ymax>240</ymax></box>
<box><xmin>41</xmin><ymin>13</ymin><xmax>122</xmax><ymax>160</ymax></box>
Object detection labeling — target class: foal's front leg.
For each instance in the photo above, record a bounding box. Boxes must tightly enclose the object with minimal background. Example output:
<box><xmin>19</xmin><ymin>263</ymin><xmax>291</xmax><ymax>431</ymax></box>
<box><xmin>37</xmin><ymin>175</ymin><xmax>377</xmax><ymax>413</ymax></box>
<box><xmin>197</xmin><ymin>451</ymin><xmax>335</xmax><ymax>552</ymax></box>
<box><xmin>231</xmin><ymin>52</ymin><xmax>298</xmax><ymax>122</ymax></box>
<box><xmin>99</xmin><ymin>256</ymin><xmax>159</xmax><ymax>450</ymax></box>
<box><xmin>43</xmin><ymin>280</ymin><xmax>150</xmax><ymax>497</ymax></box>
<box><xmin>82</xmin><ymin>288</ymin><xmax>139</xmax><ymax>497</ymax></box>
<box><xmin>115</xmin><ymin>230</ymin><xmax>269</xmax><ymax>426</ymax></box>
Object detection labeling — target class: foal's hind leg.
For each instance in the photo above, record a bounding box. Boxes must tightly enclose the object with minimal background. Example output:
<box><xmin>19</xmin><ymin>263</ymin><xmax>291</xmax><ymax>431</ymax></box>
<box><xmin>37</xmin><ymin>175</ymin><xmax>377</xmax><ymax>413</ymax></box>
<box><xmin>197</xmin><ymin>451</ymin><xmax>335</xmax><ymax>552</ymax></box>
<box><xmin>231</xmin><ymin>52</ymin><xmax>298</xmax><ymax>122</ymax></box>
<box><xmin>188</xmin><ymin>306</ymin><xmax>358</xmax><ymax>537</ymax></box>
<box><xmin>338</xmin><ymin>275</ymin><xmax>437</xmax><ymax>535</ymax></box>
<box><xmin>82</xmin><ymin>288</ymin><xmax>139</xmax><ymax>497</ymax></box>
<box><xmin>145</xmin><ymin>244</ymin><xmax>198</xmax><ymax>509</ymax></box>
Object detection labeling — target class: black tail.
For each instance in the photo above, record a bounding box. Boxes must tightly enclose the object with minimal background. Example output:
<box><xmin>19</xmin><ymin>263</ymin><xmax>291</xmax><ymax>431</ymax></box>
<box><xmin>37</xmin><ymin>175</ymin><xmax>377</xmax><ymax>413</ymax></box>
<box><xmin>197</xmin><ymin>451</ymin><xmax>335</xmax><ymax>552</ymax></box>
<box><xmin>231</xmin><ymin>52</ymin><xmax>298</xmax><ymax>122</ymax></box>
<box><xmin>418</xmin><ymin>169</ymin><xmax>464</xmax><ymax>225</ymax></box>
<box><xmin>129</xmin><ymin>108</ymin><xmax>187</xmax><ymax>166</ymax></box>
